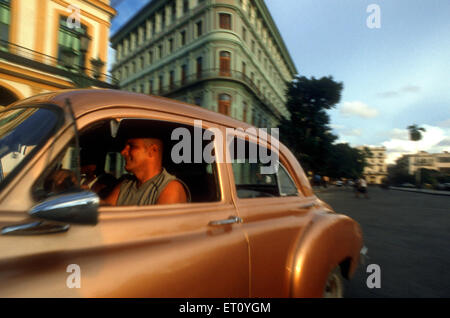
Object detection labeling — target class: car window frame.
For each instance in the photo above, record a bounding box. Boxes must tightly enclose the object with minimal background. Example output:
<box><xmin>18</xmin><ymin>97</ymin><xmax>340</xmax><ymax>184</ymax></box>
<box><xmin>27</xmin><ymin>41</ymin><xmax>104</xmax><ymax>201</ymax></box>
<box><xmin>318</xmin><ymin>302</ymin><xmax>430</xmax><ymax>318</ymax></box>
<box><xmin>225</xmin><ymin>132</ymin><xmax>305</xmax><ymax>202</ymax></box>
<box><xmin>73</xmin><ymin>107</ymin><xmax>232</xmax><ymax>213</ymax></box>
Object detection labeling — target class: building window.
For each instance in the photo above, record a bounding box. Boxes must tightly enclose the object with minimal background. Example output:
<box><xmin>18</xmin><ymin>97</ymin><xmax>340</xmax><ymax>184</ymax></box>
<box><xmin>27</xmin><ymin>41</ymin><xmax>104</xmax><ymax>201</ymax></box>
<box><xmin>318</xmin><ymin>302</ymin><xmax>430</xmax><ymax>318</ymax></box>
<box><xmin>0</xmin><ymin>0</ymin><xmax>10</xmax><ymax>46</ymax></box>
<box><xmin>169</xmin><ymin>70</ymin><xmax>175</xmax><ymax>89</ymax></box>
<box><xmin>158</xmin><ymin>75</ymin><xmax>163</xmax><ymax>94</ymax></box>
<box><xmin>242</xmin><ymin>27</ymin><xmax>247</xmax><ymax>42</ymax></box>
<box><xmin>219</xmin><ymin>13</ymin><xmax>232</xmax><ymax>30</ymax></box>
<box><xmin>183</xmin><ymin>0</ymin><xmax>189</xmax><ymax>13</ymax></box>
<box><xmin>196</xmin><ymin>21</ymin><xmax>203</xmax><ymax>37</ymax></box>
<box><xmin>169</xmin><ymin>38</ymin><xmax>173</xmax><ymax>53</ymax></box>
<box><xmin>194</xmin><ymin>95</ymin><xmax>203</xmax><ymax>106</ymax></box>
<box><xmin>251</xmin><ymin>40</ymin><xmax>255</xmax><ymax>53</ymax></box>
<box><xmin>140</xmin><ymin>56</ymin><xmax>144</xmax><ymax>68</ymax></box>
<box><xmin>196</xmin><ymin>57</ymin><xmax>203</xmax><ymax>79</ymax></box>
<box><xmin>242</xmin><ymin>61</ymin><xmax>246</xmax><ymax>78</ymax></box>
<box><xmin>148</xmin><ymin>50</ymin><xmax>153</xmax><ymax>64</ymax></box>
<box><xmin>171</xmin><ymin>1</ymin><xmax>176</xmax><ymax>22</ymax></box>
<box><xmin>132</xmin><ymin>61</ymin><xmax>136</xmax><ymax>73</ymax></box>
<box><xmin>161</xmin><ymin>10</ymin><xmax>166</xmax><ymax>30</ymax></box>
<box><xmin>181</xmin><ymin>64</ymin><xmax>187</xmax><ymax>85</ymax></box>
<box><xmin>158</xmin><ymin>44</ymin><xmax>163</xmax><ymax>59</ymax></box>
<box><xmin>219</xmin><ymin>51</ymin><xmax>231</xmax><ymax>76</ymax></box>
<box><xmin>218</xmin><ymin>94</ymin><xmax>231</xmax><ymax>116</ymax></box>
<box><xmin>243</xmin><ymin>102</ymin><xmax>248</xmax><ymax>123</ymax></box>
<box><xmin>149</xmin><ymin>79</ymin><xmax>153</xmax><ymax>94</ymax></box>
<box><xmin>180</xmin><ymin>30</ymin><xmax>186</xmax><ymax>45</ymax></box>
<box><xmin>57</xmin><ymin>17</ymin><xmax>88</xmax><ymax>69</ymax></box>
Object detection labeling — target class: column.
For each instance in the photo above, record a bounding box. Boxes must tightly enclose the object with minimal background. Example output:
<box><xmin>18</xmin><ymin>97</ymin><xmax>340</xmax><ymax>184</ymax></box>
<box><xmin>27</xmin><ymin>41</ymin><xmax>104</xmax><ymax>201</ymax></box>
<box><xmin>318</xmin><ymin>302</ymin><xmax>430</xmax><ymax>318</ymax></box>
<box><xmin>155</xmin><ymin>12</ymin><xmax>162</xmax><ymax>34</ymax></box>
<box><xmin>166</xmin><ymin>5</ymin><xmax>172</xmax><ymax>27</ymax></box>
<box><xmin>176</xmin><ymin>0</ymin><xmax>183</xmax><ymax>19</ymax></box>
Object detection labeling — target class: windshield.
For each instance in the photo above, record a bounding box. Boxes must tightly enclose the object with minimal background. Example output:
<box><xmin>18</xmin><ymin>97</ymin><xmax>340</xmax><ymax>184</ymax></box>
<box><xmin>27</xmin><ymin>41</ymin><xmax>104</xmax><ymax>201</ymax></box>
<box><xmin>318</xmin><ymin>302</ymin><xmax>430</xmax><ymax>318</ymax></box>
<box><xmin>0</xmin><ymin>107</ymin><xmax>61</xmax><ymax>186</ymax></box>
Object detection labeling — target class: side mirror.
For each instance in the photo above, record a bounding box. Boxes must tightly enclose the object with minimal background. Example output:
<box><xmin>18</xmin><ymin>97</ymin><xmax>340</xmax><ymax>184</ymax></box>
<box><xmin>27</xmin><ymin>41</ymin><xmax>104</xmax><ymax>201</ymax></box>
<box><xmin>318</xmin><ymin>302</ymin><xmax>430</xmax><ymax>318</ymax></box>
<box><xmin>29</xmin><ymin>191</ymin><xmax>99</xmax><ymax>225</ymax></box>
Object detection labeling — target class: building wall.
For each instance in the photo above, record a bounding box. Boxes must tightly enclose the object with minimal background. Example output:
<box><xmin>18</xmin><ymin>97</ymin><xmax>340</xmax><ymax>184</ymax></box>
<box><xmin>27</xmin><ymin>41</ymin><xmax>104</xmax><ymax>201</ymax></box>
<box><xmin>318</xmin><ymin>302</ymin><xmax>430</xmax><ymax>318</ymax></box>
<box><xmin>0</xmin><ymin>0</ymin><xmax>116</xmax><ymax>104</ymax></box>
<box><xmin>111</xmin><ymin>0</ymin><xmax>297</xmax><ymax>126</ymax></box>
<box><xmin>358</xmin><ymin>146</ymin><xmax>388</xmax><ymax>184</ymax></box>
<box><xmin>405</xmin><ymin>151</ymin><xmax>450</xmax><ymax>174</ymax></box>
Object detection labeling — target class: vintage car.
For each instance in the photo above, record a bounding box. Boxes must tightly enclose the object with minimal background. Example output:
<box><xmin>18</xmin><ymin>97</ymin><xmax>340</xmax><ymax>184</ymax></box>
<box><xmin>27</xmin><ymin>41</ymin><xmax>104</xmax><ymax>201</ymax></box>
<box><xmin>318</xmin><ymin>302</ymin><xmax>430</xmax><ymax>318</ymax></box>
<box><xmin>0</xmin><ymin>89</ymin><xmax>365</xmax><ymax>297</ymax></box>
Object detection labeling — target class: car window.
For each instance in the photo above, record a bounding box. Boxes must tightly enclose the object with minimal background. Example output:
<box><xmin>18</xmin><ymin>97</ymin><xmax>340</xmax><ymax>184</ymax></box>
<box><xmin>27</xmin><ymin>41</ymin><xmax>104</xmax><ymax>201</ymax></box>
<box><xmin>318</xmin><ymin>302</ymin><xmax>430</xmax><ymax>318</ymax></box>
<box><xmin>229</xmin><ymin>138</ymin><xmax>299</xmax><ymax>199</ymax></box>
<box><xmin>34</xmin><ymin>118</ymin><xmax>222</xmax><ymax>205</ymax></box>
<box><xmin>0</xmin><ymin>107</ymin><xmax>61</xmax><ymax>188</ymax></box>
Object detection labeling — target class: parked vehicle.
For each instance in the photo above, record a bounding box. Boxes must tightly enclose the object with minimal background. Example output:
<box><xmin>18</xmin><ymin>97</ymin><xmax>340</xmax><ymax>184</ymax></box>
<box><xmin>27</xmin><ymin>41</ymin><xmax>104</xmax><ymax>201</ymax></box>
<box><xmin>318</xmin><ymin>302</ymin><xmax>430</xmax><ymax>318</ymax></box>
<box><xmin>335</xmin><ymin>180</ymin><xmax>343</xmax><ymax>187</ymax></box>
<box><xmin>0</xmin><ymin>90</ymin><xmax>365</xmax><ymax>298</ymax></box>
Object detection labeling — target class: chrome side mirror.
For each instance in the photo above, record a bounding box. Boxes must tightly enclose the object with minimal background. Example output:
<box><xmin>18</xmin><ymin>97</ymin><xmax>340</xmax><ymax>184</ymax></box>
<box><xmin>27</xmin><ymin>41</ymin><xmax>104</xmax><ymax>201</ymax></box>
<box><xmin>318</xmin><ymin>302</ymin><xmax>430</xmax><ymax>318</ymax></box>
<box><xmin>29</xmin><ymin>191</ymin><xmax>99</xmax><ymax>225</ymax></box>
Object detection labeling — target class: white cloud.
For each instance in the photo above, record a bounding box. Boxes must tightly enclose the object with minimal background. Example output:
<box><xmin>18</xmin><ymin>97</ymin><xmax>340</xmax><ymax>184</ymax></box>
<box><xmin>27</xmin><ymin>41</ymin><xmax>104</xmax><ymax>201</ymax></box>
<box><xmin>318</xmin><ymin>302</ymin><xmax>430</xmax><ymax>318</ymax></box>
<box><xmin>382</xmin><ymin>125</ymin><xmax>450</xmax><ymax>163</ymax></box>
<box><xmin>437</xmin><ymin>119</ymin><xmax>450</xmax><ymax>128</ymax></box>
<box><xmin>377</xmin><ymin>85</ymin><xmax>421</xmax><ymax>98</ymax></box>
<box><xmin>340</xmin><ymin>101</ymin><xmax>379</xmax><ymax>119</ymax></box>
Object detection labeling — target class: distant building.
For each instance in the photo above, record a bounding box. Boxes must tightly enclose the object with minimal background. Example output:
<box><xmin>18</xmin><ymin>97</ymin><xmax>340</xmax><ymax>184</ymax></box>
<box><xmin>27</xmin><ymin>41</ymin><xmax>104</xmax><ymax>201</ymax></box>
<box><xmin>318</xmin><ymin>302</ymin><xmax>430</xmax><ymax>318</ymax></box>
<box><xmin>110</xmin><ymin>0</ymin><xmax>297</xmax><ymax>127</ymax></box>
<box><xmin>358</xmin><ymin>146</ymin><xmax>388</xmax><ymax>184</ymax></box>
<box><xmin>401</xmin><ymin>151</ymin><xmax>450</xmax><ymax>175</ymax></box>
<box><xmin>0</xmin><ymin>0</ymin><xmax>117</xmax><ymax>106</ymax></box>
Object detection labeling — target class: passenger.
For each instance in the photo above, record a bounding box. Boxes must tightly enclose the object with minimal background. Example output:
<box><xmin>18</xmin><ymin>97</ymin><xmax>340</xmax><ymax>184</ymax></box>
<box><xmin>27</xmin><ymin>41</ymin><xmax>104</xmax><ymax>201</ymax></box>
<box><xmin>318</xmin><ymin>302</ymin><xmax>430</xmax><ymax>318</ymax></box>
<box><xmin>102</xmin><ymin>138</ymin><xmax>188</xmax><ymax>206</ymax></box>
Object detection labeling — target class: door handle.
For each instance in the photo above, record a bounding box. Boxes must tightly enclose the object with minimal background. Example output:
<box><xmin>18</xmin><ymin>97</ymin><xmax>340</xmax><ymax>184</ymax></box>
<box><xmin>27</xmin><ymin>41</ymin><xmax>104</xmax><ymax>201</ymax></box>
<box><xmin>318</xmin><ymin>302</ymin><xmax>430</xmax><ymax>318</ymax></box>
<box><xmin>208</xmin><ymin>216</ymin><xmax>243</xmax><ymax>227</ymax></box>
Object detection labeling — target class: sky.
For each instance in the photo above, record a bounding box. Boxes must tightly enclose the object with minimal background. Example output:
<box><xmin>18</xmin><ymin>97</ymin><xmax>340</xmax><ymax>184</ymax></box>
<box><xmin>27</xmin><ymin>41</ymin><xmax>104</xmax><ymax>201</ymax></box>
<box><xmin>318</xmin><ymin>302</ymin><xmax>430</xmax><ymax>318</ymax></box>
<box><xmin>108</xmin><ymin>0</ymin><xmax>450</xmax><ymax>163</ymax></box>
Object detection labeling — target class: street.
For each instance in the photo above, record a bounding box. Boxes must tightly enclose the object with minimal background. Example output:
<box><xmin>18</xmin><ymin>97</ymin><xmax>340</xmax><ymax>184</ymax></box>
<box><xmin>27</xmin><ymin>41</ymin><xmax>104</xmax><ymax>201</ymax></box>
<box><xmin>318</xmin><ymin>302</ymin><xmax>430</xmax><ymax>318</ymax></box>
<box><xmin>316</xmin><ymin>186</ymin><xmax>450</xmax><ymax>298</ymax></box>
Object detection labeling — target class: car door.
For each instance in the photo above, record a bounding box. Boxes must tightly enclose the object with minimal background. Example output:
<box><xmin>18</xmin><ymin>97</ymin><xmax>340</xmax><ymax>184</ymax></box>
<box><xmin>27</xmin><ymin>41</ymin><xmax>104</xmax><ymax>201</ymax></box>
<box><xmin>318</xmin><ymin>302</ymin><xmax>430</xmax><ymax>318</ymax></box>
<box><xmin>0</xmin><ymin>106</ymin><xmax>249</xmax><ymax>297</ymax></box>
<box><xmin>226</xmin><ymin>133</ymin><xmax>317</xmax><ymax>297</ymax></box>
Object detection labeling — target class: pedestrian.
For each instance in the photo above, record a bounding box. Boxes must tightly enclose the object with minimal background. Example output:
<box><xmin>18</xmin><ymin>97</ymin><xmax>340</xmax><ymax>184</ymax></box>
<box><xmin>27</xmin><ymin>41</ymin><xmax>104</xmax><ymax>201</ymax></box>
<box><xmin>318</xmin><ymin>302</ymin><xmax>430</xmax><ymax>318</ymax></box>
<box><xmin>355</xmin><ymin>177</ymin><xmax>369</xmax><ymax>199</ymax></box>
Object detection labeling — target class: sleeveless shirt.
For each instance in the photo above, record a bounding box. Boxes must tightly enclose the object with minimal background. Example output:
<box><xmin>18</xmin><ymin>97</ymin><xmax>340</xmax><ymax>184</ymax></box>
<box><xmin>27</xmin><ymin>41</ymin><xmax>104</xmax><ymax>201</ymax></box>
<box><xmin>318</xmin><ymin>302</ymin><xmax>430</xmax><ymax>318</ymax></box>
<box><xmin>116</xmin><ymin>168</ymin><xmax>178</xmax><ymax>206</ymax></box>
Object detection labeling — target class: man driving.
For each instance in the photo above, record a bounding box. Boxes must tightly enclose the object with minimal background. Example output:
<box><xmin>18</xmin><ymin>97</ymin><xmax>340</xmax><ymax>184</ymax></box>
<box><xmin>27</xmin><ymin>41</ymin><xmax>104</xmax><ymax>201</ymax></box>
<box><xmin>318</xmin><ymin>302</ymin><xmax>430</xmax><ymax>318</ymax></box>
<box><xmin>103</xmin><ymin>137</ymin><xmax>188</xmax><ymax>206</ymax></box>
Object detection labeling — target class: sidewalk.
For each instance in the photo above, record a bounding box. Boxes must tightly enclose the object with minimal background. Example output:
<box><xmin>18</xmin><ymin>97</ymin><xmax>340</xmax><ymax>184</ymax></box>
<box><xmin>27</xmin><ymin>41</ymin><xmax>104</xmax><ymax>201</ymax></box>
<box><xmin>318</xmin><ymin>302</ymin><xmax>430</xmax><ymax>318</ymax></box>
<box><xmin>389</xmin><ymin>186</ymin><xmax>450</xmax><ymax>196</ymax></box>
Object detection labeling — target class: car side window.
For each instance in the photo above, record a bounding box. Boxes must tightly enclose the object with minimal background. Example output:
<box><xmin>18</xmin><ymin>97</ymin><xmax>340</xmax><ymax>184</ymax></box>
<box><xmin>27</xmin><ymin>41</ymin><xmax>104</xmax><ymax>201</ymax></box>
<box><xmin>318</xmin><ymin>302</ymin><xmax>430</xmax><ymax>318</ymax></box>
<box><xmin>230</xmin><ymin>138</ymin><xmax>299</xmax><ymax>199</ymax></box>
<box><xmin>34</xmin><ymin>118</ymin><xmax>222</xmax><ymax>205</ymax></box>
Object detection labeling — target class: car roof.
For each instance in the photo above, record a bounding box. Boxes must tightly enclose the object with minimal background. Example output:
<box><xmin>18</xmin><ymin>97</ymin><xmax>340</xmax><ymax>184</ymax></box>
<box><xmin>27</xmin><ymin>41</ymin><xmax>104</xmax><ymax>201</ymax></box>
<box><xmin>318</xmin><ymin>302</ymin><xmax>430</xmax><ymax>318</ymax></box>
<box><xmin>9</xmin><ymin>89</ymin><xmax>254</xmax><ymax>130</ymax></box>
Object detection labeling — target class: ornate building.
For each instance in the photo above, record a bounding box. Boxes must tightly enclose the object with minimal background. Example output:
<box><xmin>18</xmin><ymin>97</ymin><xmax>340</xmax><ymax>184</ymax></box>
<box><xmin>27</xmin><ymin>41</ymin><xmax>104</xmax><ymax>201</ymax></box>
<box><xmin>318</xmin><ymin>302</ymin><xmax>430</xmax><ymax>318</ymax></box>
<box><xmin>0</xmin><ymin>0</ymin><xmax>117</xmax><ymax>106</ymax></box>
<box><xmin>110</xmin><ymin>0</ymin><xmax>297</xmax><ymax>127</ymax></box>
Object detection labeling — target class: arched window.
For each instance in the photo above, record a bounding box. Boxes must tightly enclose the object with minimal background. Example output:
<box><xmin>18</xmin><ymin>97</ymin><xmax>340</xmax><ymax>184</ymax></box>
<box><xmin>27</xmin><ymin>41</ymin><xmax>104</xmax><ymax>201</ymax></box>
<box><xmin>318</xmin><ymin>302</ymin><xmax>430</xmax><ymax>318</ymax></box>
<box><xmin>218</xmin><ymin>94</ymin><xmax>231</xmax><ymax>116</ymax></box>
<box><xmin>219</xmin><ymin>51</ymin><xmax>231</xmax><ymax>76</ymax></box>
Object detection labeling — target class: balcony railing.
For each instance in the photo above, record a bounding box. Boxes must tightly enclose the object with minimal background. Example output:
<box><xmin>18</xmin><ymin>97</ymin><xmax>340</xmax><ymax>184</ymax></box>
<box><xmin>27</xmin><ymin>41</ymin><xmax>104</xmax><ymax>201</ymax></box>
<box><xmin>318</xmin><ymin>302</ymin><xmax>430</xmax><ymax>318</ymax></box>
<box><xmin>149</xmin><ymin>68</ymin><xmax>281</xmax><ymax>116</ymax></box>
<box><xmin>0</xmin><ymin>39</ymin><xmax>118</xmax><ymax>88</ymax></box>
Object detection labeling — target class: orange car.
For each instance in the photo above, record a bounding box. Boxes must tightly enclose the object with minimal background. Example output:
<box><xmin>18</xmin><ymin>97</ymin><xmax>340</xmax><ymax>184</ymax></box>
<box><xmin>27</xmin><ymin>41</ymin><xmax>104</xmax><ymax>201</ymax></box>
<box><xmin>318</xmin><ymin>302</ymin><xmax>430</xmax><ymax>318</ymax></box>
<box><xmin>0</xmin><ymin>90</ymin><xmax>365</xmax><ymax>297</ymax></box>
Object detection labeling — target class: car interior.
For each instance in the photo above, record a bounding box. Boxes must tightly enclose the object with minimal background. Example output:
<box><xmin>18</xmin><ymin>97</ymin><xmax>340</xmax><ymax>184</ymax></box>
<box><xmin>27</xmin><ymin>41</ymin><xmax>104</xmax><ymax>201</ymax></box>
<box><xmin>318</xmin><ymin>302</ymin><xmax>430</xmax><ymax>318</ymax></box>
<box><xmin>32</xmin><ymin>118</ymin><xmax>221</xmax><ymax>204</ymax></box>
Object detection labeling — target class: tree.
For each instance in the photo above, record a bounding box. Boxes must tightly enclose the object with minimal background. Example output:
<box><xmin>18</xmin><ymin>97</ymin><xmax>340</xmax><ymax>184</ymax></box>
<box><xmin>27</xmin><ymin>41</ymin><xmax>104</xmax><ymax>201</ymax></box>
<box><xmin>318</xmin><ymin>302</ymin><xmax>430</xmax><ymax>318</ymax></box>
<box><xmin>325</xmin><ymin>143</ymin><xmax>369</xmax><ymax>179</ymax></box>
<box><xmin>407</xmin><ymin>124</ymin><xmax>426</xmax><ymax>142</ymax></box>
<box><xmin>279</xmin><ymin>76</ymin><xmax>343</xmax><ymax>174</ymax></box>
<box><xmin>407</xmin><ymin>124</ymin><xmax>426</xmax><ymax>186</ymax></box>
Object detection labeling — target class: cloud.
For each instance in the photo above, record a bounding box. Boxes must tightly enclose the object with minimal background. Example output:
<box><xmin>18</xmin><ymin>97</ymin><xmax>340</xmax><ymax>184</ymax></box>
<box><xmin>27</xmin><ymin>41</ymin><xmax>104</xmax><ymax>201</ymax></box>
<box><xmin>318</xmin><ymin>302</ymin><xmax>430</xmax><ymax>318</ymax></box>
<box><xmin>388</xmin><ymin>128</ymin><xmax>409</xmax><ymax>140</ymax></box>
<box><xmin>382</xmin><ymin>125</ymin><xmax>450</xmax><ymax>163</ymax></box>
<box><xmin>339</xmin><ymin>101</ymin><xmax>379</xmax><ymax>119</ymax></box>
<box><xmin>377</xmin><ymin>85</ymin><xmax>421</xmax><ymax>98</ymax></box>
<box><xmin>437</xmin><ymin>119</ymin><xmax>450</xmax><ymax>128</ymax></box>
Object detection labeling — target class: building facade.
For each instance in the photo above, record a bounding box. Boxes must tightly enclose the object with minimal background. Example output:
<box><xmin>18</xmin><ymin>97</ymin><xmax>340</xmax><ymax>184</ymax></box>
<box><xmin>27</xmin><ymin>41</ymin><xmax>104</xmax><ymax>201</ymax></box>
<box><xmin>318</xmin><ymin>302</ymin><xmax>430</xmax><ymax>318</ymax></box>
<box><xmin>358</xmin><ymin>146</ymin><xmax>388</xmax><ymax>184</ymax></box>
<box><xmin>110</xmin><ymin>0</ymin><xmax>297</xmax><ymax>127</ymax></box>
<box><xmin>0</xmin><ymin>0</ymin><xmax>117</xmax><ymax>106</ymax></box>
<box><xmin>402</xmin><ymin>151</ymin><xmax>450</xmax><ymax>175</ymax></box>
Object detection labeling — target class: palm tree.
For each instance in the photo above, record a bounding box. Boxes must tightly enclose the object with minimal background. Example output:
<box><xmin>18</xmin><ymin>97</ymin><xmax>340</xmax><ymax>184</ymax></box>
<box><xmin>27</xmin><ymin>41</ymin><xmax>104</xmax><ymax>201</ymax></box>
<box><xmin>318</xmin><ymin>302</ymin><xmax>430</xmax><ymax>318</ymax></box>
<box><xmin>407</xmin><ymin>124</ymin><xmax>426</xmax><ymax>142</ymax></box>
<box><xmin>407</xmin><ymin>124</ymin><xmax>426</xmax><ymax>187</ymax></box>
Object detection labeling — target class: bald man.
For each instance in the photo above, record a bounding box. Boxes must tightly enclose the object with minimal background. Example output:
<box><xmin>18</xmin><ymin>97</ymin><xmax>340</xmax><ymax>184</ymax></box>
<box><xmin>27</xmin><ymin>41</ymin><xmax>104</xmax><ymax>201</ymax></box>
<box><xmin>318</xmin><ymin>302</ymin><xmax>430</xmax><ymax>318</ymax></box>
<box><xmin>103</xmin><ymin>138</ymin><xmax>188</xmax><ymax>206</ymax></box>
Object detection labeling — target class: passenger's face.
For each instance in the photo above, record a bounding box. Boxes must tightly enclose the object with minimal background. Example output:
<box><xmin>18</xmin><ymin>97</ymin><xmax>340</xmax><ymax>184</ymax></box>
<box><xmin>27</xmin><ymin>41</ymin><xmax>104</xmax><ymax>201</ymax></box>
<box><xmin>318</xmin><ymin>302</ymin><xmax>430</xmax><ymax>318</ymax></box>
<box><xmin>121</xmin><ymin>139</ymin><xmax>150</xmax><ymax>173</ymax></box>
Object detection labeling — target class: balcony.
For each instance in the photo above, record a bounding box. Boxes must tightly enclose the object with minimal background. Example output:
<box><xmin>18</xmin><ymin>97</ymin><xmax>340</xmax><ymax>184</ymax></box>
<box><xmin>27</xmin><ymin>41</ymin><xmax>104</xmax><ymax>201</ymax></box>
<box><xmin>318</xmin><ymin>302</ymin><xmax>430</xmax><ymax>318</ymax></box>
<box><xmin>155</xmin><ymin>68</ymin><xmax>281</xmax><ymax>118</ymax></box>
<box><xmin>0</xmin><ymin>40</ymin><xmax>118</xmax><ymax>88</ymax></box>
